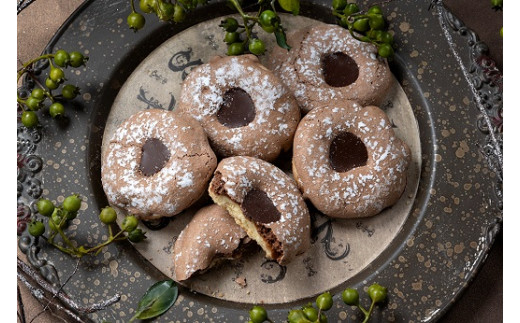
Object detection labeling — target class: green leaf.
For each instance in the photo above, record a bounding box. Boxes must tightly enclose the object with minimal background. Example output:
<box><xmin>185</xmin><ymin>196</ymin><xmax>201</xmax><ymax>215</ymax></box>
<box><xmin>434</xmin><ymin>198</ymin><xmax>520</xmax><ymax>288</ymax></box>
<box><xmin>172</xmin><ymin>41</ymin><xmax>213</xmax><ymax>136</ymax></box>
<box><xmin>277</xmin><ymin>0</ymin><xmax>300</xmax><ymax>15</ymax></box>
<box><xmin>274</xmin><ymin>27</ymin><xmax>291</xmax><ymax>51</ymax></box>
<box><xmin>129</xmin><ymin>280</ymin><xmax>178</xmax><ymax>322</ymax></box>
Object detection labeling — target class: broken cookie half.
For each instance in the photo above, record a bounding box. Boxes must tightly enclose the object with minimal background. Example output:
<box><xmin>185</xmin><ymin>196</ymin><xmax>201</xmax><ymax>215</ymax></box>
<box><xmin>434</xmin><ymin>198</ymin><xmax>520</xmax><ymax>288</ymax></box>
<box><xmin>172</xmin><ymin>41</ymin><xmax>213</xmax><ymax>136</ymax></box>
<box><xmin>172</xmin><ymin>204</ymin><xmax>252</xmax><ymax>281</ymax></box>
<box><xmin>208</xmin><ymin>156</ymin><xmax>311</xmax><ymax>266</ymax></box>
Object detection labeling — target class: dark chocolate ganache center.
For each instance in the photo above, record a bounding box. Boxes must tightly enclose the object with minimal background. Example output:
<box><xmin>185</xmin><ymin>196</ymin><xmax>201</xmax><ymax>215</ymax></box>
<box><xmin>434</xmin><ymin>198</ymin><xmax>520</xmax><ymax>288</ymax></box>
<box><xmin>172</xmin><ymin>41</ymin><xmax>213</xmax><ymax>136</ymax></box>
<box><xmin>139</xmin><ymin>138</ymin><xmax>171</xmax><ymax>176</ymax></box>
<box><xmin>321</xmin><ymin>52</ymin><xmax>359</xmax><ymax>87</ymax></box>
<box><xmin>329</xmin><ymin>132</ymin><xmax>368</xmax><ymax>173</ymax></box>
<box><xmin>241</xmin><ymin>189</ymin><xmax>281</xmax><ymax>224</ymax></box>
<box><xmin>217</xmin><ymin>87</ymin><xmax>256</xmax><ymax>128</ymax></box>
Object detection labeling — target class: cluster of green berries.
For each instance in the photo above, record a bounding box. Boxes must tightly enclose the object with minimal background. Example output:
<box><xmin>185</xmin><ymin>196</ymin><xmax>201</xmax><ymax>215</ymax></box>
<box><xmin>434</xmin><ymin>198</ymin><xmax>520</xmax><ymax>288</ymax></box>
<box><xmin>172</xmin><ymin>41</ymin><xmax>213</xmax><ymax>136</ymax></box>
<box><xmin>28</xmin><ymin>194</ymin><xmax>83</xmax><ymax>236</ymax></box>
<box><xmin>127</xmin><ymin>0</ymin><xmax>293</xmax><ymax>57</ymax></box>
<box><xmin>18</xmin><ymin>49</ymin><xmax>87</xmax><ymax>128</ymax></box>
<box><xmin>219</xmin><ymin>16</ymin><xmax>264</xmax><ymax>56</ymax></box>
<box><xmin>28</xmin><ymin>195</ymin><xmax>146</xmax><ymax>258</ymax></box>
<box><xmin>247</xmin><ymin>283</ymin><xmax>387</xmax><ymax>323</ymax></box>
<box><xmin>332</xmin><ymin>1</ymin><xmax>395</xmax><ymax>58</ymax></box>
<box><xmin>219</xmin><ymin>7</ymin><xmax>288</xmax><ymax>56</ymax></box>
<box><xmin>127</xmin><ymin>0</ymin><xmax>208</xmax><ymax>31</ymax></box>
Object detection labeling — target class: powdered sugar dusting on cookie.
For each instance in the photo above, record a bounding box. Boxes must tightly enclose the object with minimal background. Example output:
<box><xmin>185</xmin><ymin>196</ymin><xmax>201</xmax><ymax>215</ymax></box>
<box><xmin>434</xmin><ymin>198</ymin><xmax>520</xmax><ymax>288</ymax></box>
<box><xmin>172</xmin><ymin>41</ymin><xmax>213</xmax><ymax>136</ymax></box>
<box><xmin>178</xmin><ymin>55</ymin><xmax>300</xmax><ymax>161</ymax></box>
<box><xmin>101</xmin><ymin>109</ymin><xmax>217</xmax><ymax>220</ymax></box>
<box><xmin>292</xmin><ymin>102</ymin><xmax>411</xmax><ymax>218</ymax></box>
<box><xmin>210</xmin><ymin>156</ymin><xmax>311</xmax><ymax>264</ymax></box>
<box><xmin>268</xmin><ymin>24</ymin><xmax>392</xmax><ymax>114</ymax></box>
<box><xmin>173</xmin><ymin>204</ymin><xmax>247</xmax><ymax>281</ymax></box>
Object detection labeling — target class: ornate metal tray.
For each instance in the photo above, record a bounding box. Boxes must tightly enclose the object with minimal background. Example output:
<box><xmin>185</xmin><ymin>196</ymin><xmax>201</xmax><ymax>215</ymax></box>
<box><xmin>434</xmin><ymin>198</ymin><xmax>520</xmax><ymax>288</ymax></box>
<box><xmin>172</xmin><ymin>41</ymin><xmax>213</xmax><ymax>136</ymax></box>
<box><xmin>17</xmin><ymin>0</ymin><xmax>503</xmax><ymax>321</ymax></box>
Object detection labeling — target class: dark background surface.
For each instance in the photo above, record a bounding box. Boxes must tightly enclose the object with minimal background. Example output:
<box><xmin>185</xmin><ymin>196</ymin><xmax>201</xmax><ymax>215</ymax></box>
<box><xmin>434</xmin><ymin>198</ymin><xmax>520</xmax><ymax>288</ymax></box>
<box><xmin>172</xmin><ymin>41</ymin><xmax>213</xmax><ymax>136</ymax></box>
<box><xmin>17</xmin><ymin>0</ymin><xmax>503</xmax><ymax>322</ymax></box>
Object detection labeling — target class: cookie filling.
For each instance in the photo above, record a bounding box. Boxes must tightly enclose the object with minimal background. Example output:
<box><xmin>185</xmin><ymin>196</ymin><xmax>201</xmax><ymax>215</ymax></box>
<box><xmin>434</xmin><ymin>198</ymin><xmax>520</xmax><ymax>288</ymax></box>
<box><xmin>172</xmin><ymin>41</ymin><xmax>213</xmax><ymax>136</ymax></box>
<box><xmin>210</xmin><ymin>174</ymin><xmax>284</xmax><ymax>263</ymax></box>
<box><xmin>329</xmin><ymin>131</ymin><xmax>368</xmax><ymax>172</ymax></box>
<box><xmin>241</xmin><ymin>189</ymin><xmax>281</xmax><ymax>224</ymax></box>
<box><xmin>217</xmin><ymin>87</ymin><xmax>256</xmax><ymax>128</ymax></box>
<box><xmin>139</xmin><ymin>138</ymin><xmax>171</xmax><ymax>176</ymax></box>
<box><xmin>321</xmin><ymin>52</ymin><xmax>359</xmax><ymax>87</ymax></box>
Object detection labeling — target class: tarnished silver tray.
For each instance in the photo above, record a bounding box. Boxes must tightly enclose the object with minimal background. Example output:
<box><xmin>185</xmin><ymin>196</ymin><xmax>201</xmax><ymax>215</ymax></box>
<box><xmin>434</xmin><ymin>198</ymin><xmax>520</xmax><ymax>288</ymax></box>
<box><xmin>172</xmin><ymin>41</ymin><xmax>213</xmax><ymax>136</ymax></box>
<box><xmin>17</xmin><ymin>0</ymin><xmax>503</xmax><ymax>321</ymax></box>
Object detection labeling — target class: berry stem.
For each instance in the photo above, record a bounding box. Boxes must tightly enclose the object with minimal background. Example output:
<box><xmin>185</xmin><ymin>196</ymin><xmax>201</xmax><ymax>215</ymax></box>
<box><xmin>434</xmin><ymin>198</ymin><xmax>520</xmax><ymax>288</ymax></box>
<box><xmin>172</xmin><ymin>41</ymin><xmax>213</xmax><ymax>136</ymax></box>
<box><xmin>83</xmin><ymin>229</ymin><xmax>126</xmax><ymax>256</ymax></box>
<box><xmin>26</xmin><ymin>70</ymin><xmax>55</xmax><ymax>101</ymax></box>
<box><xmin>228</xmin><ymin>0</ymin><xmax>257</xmax><ymax>44</ymax></box>
<box><xmin>17</xmin><ymin>53</ymin><xmax>55</xmax><ymax>82</ymax></box>
<box><xmin>17</xmin><ymin>98</ymin><xmax>27</xmax><ymax>111</ymax></box>
<box><xmin>129</xmin><ymin>0</ymin><xmax>137</xmax><ymax>13</ymax></box>
<box><xmin>361</xmin><ymin>300</ymin><xmax>376</xmax><ymax>323</ymax></box>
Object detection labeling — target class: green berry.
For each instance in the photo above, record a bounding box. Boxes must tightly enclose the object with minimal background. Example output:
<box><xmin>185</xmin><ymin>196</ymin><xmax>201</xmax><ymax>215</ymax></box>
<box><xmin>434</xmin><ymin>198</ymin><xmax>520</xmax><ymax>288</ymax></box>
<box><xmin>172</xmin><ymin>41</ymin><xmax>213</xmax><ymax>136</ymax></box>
<box><xmin>63</xmin><ymin>194</ymin><xmax>81</xmax><ymax>212</ymax></box>
<box><xmin>368</xmin><ymin>5</ymin><xmax>383</xmax><ymax>14</ymax></box>
<box><xmin>367</xmin><ymin>283</ymin><xmax>387</xmax><ymax>303</ymax></box>
<box><xmin>379</xmin><ymin>31</ymin><xmax>394</xmax><ymax>44</ymax></box>
<box><xmin>220</xmin><ymin>17</ymin><xmax>239</xmax><ymax>32</ymax></box>
<box><xmin>287</xmin><ymin>309</ymin><xmax>308</xmax><ymax>323</ymax></box>
<box><xmin>316</xmin><ymin>292</ymin><xmax>333</xmax><ymax>311</ymax></box>
<box><xmin>302</xmin><ymin>305</ymin><xmax>318</xmax><ymax>321</ymax></box>
<box><xmin>31</xmin><ymin>88</ymin><xmax>45</xmax><ymax>100</ymax></box>
<box><xmin>127</xmin><ymin>228</ymin><xmax>147</xmax><ymax>242</ymax></box>
<box><xmin>54</xmin><ymin>49</ymin><xmax>70</xmax><ymax>67</ymax></box>
<box><xmin>25</xmin><ymin>96</ymin><xmax>42</xmax><ymax>111</ymax></box>
<box><xmin>122</xmin><ymin>215</ymin><xmax>139</xmax><ymax>232</ymax></box>
<box><xmin>249</xmin><ymin>305</ymin><xmax>268</xmax><ymax>323</ymax></box>
<box><xmin>260</xmin><ymin>24</ymin><xmax>275</xmax><ymax>34</ymax></box>
<box><xmin>224</xmin><ymin>31</ymin><xmax>239</xmax><ymax>44</ymax></box>
<box><xmin>259</xmin><ymin>10</ymin><xmax>278</xmax><ymax>33</ymax></box>
<box><xmin>367</xmin><ymin>29</ymin><xmax>382</xmax><ymax>40</ymax></box>
<box><xmin>69</xmin><ymin>51</ymin><xmax>87</xmax><ymax>68</ymax></box>
<box><xmin>248</xmin><ymin>38</ymin><xmax>266</xmax><ymax>55</ymax></box>
<box><xmin>99</xmin><ymin>207</ymin><xmax>118</xmax><ymax>224</ymax></box>
<box><xmin>28</xmin><ymin>220</ymin><xmax>46</xmax><ymax>237</ymax></box>
<box><xmin>21</xmin><ymin>111</ymin><xmax>38</xmax><ymax>128</ymax></box>
<box><xmin>37</xmin><ymin>199</ymin><xmax>55</xmax><ymax>217</ymax></box>
<box><xmin>353</xmin><ymin>17</ymin><xmax>370</xmax><ymax>32</ymax></box>
<box><xmin>343</xmin><ymin>3</ymin><xmax>360</xmax><ymax>16</ymax></box>
<box><xmin>227</xmin><ymin>42</ymin><xmax>245</xmax><ymax>56</ymax></box>
<box><xmin>45</xmin><ymin>77</ymin><xmax>59</xmax><ymax>90</ymax></box>
<box><xmin>332</xmin><ymin>0</ymin><xmax>347</xmax><ymax>11</ymax></box>
<box><xmin>341</xmin><ymin>288</ymin><xmax>359</xmax><ymax>306</ymax></box>
<box><xmin>49</xmin><ymin>66</ymin><xmax>65</xmax><ymax>83</ymax></box>
<box><xmin>140</xmin><ymin>0</ymin><xmax>157</xmax><ymax>13</ymax></box>
<box><xmin>157</xmin><ymin>1</ymin><xmax>175</xmax><ymax>20</ymax></box>
<box><xmin>377</xmin><ymin>43</ymin><xmax>394</xmax><ymax>58</ymax></box>
<box><xmin>368</xmin><ymin>14</ymin><xmax>385</xmax><ymax>30</ymax></box>
<box><xmin>127</xmin><ymin>12</ymin><xmax>146</xmax><ymax>31</ymax></box>
<box><xmin>61</xmin><ymin>84</ymin><xmax>79</xmax><ymax>100</ymax></box>
<box><xmin>49</xmin><ymin>102</ymin><xmax>65</xmax><ymax>118</ymax></box>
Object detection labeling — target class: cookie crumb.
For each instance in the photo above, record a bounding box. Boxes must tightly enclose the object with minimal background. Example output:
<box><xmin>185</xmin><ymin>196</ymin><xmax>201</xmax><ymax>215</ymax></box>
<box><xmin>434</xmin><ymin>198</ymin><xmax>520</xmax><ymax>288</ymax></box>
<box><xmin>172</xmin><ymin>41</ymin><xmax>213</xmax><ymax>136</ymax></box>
<box><xmin>235</xmin><ymin>276</ymin><xmax>247</xmax><ymax>287</ymax></box>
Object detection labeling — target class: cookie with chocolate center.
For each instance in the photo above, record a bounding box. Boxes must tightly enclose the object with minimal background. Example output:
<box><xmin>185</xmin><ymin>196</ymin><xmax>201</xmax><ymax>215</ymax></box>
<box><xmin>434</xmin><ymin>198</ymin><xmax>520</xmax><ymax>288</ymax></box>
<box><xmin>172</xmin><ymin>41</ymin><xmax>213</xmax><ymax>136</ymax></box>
<box><xmin>208</xmin><ymin>156</ymin><xmax>311</xmax><ymax>265</ymax></box>
<box><xmin>292</xmin><ymin>100</ymin><xmax>411</xmax><ymax>218</ymax></box>
<box><xmin>268</xmin><ymin>24</ymin><xmax>392</xmax><ymax>114</ymax></box>
<box><xmin>177</xmin><ymin>54</ymin><xmax>300</xmax><ymax>162</ymax></box>
<box><xmin>101</xmin><ymin>109</ymin><xmax>217</xmax><ymax>220</ymax></box>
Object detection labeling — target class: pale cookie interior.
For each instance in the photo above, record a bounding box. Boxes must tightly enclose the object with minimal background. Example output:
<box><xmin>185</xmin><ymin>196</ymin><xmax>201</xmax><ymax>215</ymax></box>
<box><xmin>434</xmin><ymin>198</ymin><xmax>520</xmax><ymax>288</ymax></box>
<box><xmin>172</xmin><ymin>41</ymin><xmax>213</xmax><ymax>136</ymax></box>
<box><xmin>209</xmin><ymin>191</ymin><xmax>277</xmax><ymax>261</ymax></box>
